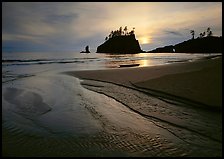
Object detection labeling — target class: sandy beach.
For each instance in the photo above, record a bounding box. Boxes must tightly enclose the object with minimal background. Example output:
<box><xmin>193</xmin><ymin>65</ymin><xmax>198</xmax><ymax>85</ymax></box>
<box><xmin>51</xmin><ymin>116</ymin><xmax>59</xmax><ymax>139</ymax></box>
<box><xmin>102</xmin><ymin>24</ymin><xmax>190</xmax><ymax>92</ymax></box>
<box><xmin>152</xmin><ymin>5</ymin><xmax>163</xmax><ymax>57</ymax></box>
<box><xmin>3</xmin><ymin>55</ymin><xmax>222</xmax><ymax>157</ymax></box>
<box><xmin>64</xmin><ymin>55</ymin><xmax>222</xmax><ymax>156</ymax></box>
<box><xmin>66</xmin><ymin>55</ymin><xmax>222</xmax><ymax>109</ymax></box>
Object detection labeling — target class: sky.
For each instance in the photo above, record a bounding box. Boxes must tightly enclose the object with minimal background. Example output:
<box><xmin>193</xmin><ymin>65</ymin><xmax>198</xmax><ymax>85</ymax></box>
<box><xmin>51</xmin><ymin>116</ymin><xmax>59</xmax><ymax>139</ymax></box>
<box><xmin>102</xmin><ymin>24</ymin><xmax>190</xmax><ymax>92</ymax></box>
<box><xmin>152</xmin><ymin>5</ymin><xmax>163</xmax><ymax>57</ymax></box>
<box><xmin>2</xmin><ymin>2</ymin><xmax>222</xmax><ymax>53</ymax></box>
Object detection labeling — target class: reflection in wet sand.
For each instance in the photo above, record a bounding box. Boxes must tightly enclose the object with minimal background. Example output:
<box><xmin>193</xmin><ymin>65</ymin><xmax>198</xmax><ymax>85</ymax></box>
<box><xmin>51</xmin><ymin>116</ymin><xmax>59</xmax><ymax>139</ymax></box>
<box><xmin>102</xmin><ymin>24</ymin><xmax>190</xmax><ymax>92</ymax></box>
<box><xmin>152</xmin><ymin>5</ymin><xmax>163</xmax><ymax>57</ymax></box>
<box><xmin>2</xmin><ymin>69</ymin><xmax>222</xmax><ymax>157</ymax></box>
<box><xmin>2</xmin><ymin>73</ymin><xmax>186</xmax><ymax>157</ymax></box>
<box><xmin>79</xmin><ymin>79</ymin><xmax>221</xmax><ymax>157</ymax></box>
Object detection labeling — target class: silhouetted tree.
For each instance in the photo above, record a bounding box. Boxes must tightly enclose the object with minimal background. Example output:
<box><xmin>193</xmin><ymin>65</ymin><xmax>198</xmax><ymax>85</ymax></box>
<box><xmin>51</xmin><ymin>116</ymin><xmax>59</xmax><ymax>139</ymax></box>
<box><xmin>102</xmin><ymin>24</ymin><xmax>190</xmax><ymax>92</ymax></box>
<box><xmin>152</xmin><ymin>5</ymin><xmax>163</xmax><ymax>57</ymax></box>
<box><xmin>108</xmin><ymin>31</ymin><xmax>112</xmax><ymax>39</ymax></box>
<box><xmin>208</xmin><ymin>30</ymin><xmax>213</xmax><ymax>37</ymax></box>
<box><xmin>207</xmin><ymin>27</ymin><xmax>213</xmax><ymax>37</ymax></box>
<box><xmin>105</xmin><ymin>26</ymin><xmax>136</xmax><ymax>40</ymax></box>
<box><xmin>202</xmin><ymin>31</ymin><xmax>206</xmax><ymax>37</ymax></box>
<box><xmin>207</xmin><ymin>27</ymin><xmax>210</xmax><ymax>34</ymax></box>
<box><xmin>119</xmin><ymin>27</ymin><xmax>123</xmax><ymax>36</ymax></box>
<box><xmin>199</xmin><ymin>31</ymin><xmax>206</xmax><ymax>38</ymax></box>
<box><xmin>124</xmin><ymin>26</ymin><xmax>128</xmax><ymax>35</ymax></box>
<box><xmin>128</xmin><ymin>27</ymin><xmax>135</xmax><ymax>35</ymax></box>
<box><xmin>129</xmin><ymin>30</ymin><xmax>134</xmax><ymax>35</ymax></box>
<box><xmin>190</xmin><ymin>30</ymin><xmax>195</xmax><ymax>39</ymax></box>
<box><xmin>110</xmin><ymin>31</ymin><xmax>114</xmax><ymax>38</ymax></box>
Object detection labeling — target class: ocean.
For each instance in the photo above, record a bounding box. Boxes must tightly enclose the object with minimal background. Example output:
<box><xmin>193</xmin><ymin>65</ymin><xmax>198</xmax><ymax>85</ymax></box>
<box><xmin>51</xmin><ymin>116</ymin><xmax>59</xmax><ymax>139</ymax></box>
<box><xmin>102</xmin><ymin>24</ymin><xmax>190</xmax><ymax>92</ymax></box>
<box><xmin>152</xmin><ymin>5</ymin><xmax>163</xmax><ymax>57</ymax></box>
<box><xmin>2</xmin><ymin>52</ymin><xmax>221</xmax><ymax>157</ymax></box>
<box><xmin>2</xmin><ymin>52</ymin><xmax>219</xmax><ymax>83</ymax></box>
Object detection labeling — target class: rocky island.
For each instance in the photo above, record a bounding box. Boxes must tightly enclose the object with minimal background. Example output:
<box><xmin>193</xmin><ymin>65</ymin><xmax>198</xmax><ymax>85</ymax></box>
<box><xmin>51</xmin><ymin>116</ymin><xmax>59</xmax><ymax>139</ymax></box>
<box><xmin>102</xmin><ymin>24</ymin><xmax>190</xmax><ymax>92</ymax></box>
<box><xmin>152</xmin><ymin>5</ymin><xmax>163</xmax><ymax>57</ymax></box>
<box><xmin>148</xmin><ymin>28</ymin><xmax>222</xmax><ymax>53</ymax></box>
<box><xmin>97</xmin><ymin>26</ymin><xmax>143</xmax><ymax>54</ymax></box>
<box><xmin>148</xmin><ymin>36</ymin><xmax>222</xmax><ymax>53</ymax></box>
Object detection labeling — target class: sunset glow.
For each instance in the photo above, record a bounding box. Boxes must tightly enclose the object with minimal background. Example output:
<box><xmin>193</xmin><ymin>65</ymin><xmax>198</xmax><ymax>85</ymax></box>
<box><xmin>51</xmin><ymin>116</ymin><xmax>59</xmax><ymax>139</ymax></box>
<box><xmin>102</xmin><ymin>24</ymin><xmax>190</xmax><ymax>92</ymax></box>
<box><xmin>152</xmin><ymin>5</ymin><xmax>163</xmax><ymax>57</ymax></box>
<box><xmin>139</xmin><ymin>36</ymin><xmax>151</xmax><ymax>44</ymax></box>
<box><xmin>2</xmin><ymin>2</ymin><xmax>222</xmax><ymax>157</ymax></box>
<box><xmin>2</xmin><ymin>2</ymin><xmax>222</xmax><ymax>52</ymax></box>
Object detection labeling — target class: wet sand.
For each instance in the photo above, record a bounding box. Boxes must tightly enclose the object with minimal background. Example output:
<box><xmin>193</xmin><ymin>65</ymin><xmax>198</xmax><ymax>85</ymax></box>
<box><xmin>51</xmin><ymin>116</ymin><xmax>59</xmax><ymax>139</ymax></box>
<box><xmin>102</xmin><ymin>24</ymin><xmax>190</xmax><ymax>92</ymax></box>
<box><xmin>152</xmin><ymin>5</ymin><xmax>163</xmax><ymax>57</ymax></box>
<box><xmin>66</xmin><ymin>55</ymin><xmax>222</xmax><ymax>109</ymax></box>
<box><xmin>2</xmin><ymin>55</ymin><xmax>222</xmax><ymax>157</ymax></box>
<box><xmin>64</xmin><ymin>55</ymin><xmax>222</xmax><ymax>156</ymax></box>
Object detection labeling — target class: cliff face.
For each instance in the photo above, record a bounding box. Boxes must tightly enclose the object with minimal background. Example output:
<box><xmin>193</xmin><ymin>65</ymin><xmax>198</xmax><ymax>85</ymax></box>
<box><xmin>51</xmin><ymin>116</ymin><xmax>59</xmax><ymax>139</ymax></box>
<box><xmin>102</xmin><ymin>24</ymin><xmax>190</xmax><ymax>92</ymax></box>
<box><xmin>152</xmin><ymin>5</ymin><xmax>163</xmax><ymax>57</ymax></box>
<box><xmin>97</xmin><ymin>34</ymin><xmax>143</xmax><ymax>54</ymax></box>
<box><xmin>148</xmin><ymin>36</ymin><xmax>222</xmax><ymax>53</ymax></box>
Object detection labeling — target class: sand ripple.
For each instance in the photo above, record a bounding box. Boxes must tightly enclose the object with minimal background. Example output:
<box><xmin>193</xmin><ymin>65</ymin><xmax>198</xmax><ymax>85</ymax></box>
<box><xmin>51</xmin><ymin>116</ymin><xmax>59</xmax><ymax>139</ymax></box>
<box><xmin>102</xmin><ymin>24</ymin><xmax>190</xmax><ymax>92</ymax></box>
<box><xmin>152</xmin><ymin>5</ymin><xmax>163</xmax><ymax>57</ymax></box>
<box><xmin>80</xmin><ymin>79</ymin><xmax>222</xmax><ymax>156</ymax></box>
<box><xmin>4</xmin><ymin>87</ymin><xmax>51</xmax><ymax>117</ymax></box>
<box><xmin>2</xmin><ymin>73</ymin><xmax>222</xmax><ymax>157</ymax></box>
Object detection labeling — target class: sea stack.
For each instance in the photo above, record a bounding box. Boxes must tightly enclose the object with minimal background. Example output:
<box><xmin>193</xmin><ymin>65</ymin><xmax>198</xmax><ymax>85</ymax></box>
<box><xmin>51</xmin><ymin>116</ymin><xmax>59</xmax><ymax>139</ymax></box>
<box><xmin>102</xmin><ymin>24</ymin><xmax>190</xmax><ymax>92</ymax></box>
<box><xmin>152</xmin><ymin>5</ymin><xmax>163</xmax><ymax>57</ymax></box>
<box><xmin>96</xmin><ymin>27</ymin><xmax>143</xmax><ymax>54</ymax></box>
<box><xmin>80</xmin><ymin>45</ymin><xmax>90</xmax><ymax>53</ymax></box>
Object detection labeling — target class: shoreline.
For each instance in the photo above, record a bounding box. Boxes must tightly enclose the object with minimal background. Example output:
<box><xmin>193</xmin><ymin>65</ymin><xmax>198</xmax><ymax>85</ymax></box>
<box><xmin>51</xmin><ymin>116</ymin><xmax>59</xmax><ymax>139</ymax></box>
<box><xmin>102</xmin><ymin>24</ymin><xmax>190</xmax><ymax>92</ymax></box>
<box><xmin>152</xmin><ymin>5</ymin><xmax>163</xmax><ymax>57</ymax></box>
<box><xmin>64</xmin><ymin>55</ymin><xmax>222</xmax><ymax>156</ymax></box>
<box><xmin>3</xmin><ymin>54</ymin><xmax>222</xmax><ymax>157</ymax></box>
<box><xmin>65</xmin><ymin>55</ymin><xmax>222</xmax><ymax>109</ymax></box>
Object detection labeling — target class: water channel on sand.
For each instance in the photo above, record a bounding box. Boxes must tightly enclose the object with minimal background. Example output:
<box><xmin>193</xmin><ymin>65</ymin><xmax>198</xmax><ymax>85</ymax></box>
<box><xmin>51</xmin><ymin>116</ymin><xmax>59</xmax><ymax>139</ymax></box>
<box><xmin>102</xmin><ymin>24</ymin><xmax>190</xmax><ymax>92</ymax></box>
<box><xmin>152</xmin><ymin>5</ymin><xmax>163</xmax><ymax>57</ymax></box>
<box><xmin>2</xmin><ymin>71</ymin><xmax>222</xmax><ymax>157</ymax></box>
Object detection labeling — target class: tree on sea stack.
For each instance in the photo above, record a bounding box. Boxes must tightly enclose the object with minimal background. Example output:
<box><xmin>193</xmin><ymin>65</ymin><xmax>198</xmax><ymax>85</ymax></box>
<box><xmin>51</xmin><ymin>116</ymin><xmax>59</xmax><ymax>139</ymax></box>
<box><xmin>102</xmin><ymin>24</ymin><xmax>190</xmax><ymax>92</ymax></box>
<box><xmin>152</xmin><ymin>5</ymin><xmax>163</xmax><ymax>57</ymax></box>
<box><xmin>190</xmin><ymin>30</ymin><xmax>195</xmax><ymax>39</ymax></box>
<box><xmin>207</xmin><ymin>27</ymin><xmax>213</xmax><ymax>37</ymax></box>
<box><xmin>199</xmin><ymin>31</ymin><xmax>206</xmax><ymax>38</ymax></box>
<box><xmin>106</xmin><ymin>26</ymin><xmax>137</xmax><ymax>39</ymax></box>
<box><xmin>124</xmin><ymin>26</ymin><xmax>128</xmax><ymax>35</ymax></box>
<box><xmin>96</xmin><ymin>26</ymin><xmax>143</xmax><ymax>53</ymax></box>
<box><xmin>119</xmin><ymin>27</ymin><xmax>123</xmax><ymax>36</ymax></box>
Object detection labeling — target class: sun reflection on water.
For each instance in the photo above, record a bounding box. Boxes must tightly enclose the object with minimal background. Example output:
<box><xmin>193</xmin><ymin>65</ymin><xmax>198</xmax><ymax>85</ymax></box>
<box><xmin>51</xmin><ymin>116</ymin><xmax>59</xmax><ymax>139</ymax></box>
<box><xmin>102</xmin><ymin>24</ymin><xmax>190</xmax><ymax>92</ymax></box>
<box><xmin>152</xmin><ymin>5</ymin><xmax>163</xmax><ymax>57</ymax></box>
<box><xmin>132</xmin><ymin>53</ymin><xmax>151</xmax><ymax>67</ymax></box>
<box><xmin>103</xmin><ymin>53</ymin><xmax>153</xmax><ymax>68</ymax></box>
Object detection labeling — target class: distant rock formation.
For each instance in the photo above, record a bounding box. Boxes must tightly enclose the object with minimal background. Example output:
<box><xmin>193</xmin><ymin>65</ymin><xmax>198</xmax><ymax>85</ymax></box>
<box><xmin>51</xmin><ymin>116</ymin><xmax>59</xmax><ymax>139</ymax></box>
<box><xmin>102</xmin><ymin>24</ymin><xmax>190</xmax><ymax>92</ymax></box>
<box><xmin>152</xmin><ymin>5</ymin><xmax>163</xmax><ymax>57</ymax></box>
<box><xmin>148</xmin><ymin>45</ymin><xmax>175</xmax><ymax>53</ymax></box>
<box><xmin>96</xmin><ymin>34</ymin><xmax>143</xmax><ymax>54</ymax></box>
<box><xmin>148</xmin><ymin>36</ymin><xmax>222</xmax><ymax>53</ymax></box>
<box><xmin>80</xmin><ymin>45</ymin><xmax>90</xmax><ymax>53</ymax></box>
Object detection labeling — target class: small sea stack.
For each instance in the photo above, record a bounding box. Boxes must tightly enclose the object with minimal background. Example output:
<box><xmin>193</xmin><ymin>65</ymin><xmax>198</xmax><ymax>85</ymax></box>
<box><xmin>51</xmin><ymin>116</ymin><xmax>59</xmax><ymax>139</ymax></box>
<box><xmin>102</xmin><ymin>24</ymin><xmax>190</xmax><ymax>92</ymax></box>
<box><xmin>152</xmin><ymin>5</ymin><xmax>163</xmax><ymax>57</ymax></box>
<box><xmin>80</xmin><ymin>45</ymin><xmax>90</xmax><ymax>53</ymax></box>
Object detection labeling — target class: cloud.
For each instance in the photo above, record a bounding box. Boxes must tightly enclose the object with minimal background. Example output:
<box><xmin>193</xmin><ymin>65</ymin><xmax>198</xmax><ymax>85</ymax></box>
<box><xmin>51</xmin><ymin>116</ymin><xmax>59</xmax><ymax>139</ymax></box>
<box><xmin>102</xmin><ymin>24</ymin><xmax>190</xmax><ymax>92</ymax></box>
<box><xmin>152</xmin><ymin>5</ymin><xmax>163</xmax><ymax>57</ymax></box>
<box><xmin>164</xmin><ymin>30</ymin><xmax>184</xmax><ymax>36</ymax></box>
<box><xmin>2</xmin><ymin>2</ymin><xmax>222</xmax><ymax>52</ymax></box>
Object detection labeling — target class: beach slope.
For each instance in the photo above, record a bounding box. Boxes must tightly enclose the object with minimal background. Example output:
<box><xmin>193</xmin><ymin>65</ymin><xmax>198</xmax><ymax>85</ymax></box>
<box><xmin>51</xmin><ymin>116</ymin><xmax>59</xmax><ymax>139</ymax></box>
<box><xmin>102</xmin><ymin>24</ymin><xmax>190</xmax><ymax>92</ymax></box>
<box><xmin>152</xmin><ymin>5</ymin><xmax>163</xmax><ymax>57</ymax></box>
<box><xmin>66</xmin><ymin>56</ymin><xmax>222</xmax><ymax>109</ymax></box>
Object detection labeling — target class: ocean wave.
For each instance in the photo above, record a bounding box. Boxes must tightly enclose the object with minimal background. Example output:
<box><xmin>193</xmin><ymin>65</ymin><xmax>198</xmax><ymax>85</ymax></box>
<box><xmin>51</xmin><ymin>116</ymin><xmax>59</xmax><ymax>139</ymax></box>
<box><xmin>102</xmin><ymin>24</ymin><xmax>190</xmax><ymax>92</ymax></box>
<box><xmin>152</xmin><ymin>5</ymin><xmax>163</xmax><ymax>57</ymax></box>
<box><xmin>2</xmin><ymin>58</ymin><xmax>99</xmax><ymax>66</ymax></box>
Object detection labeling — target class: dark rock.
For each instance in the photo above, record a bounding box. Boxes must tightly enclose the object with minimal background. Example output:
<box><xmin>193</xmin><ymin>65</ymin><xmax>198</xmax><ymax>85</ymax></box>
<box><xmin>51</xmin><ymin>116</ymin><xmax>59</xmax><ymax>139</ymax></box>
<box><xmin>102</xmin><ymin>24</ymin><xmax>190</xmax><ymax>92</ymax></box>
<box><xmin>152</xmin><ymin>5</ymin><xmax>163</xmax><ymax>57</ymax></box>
<box><xmin>80</xmin><ymin>45</ymin><xmax>90</xmax><ymax>53</ymax></box>
<box><xmin>148</xmin><ymin>45</ymin><xmax>174</xmax><ymax>53</ymax></box>
<box><xmin>96</xmin><ymin>34</ymin><xmax>143</xmax><ymax>54</ymax></box>
<box><xmin>148</xmin><ymin>36</ymin><xmax>222</xmax><ymax>53</ymax></box>
<box><xmin>174</xmin><ymin>36</ymin><xmax>222</xmax><ymax>53</ymax></box>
